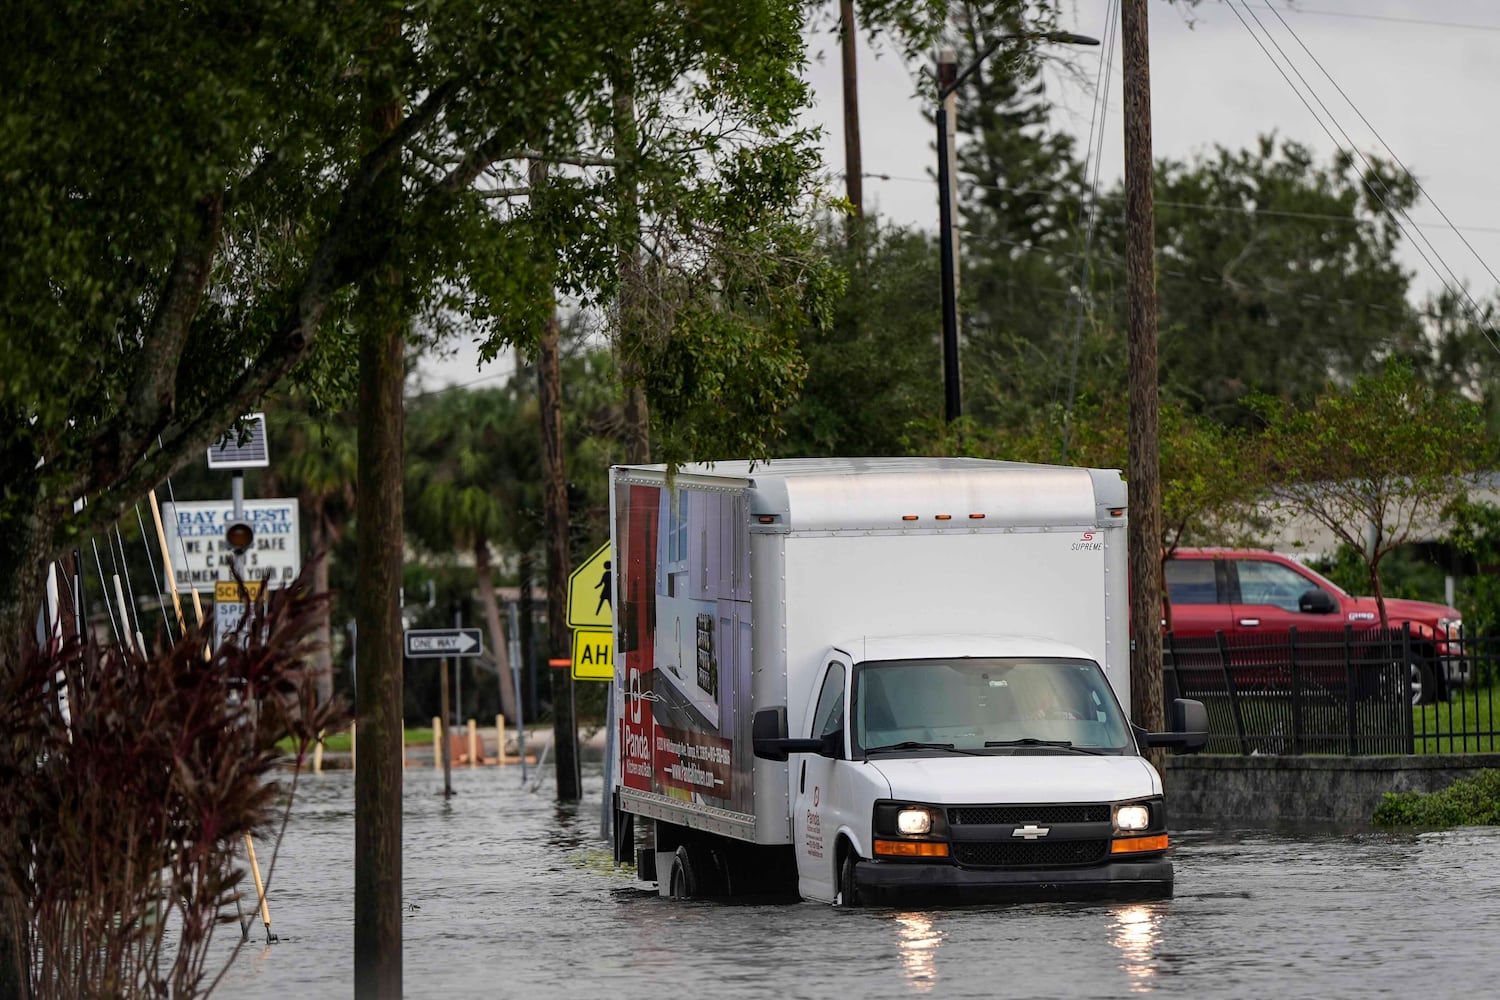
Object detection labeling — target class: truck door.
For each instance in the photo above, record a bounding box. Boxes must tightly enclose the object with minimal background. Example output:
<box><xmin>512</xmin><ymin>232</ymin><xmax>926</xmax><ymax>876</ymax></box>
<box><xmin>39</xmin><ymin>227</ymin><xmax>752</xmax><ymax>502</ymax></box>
<box><xmin>791</xmin><ymin>655</ymin><xmax>851</xmax><ymax>902</ymax></box>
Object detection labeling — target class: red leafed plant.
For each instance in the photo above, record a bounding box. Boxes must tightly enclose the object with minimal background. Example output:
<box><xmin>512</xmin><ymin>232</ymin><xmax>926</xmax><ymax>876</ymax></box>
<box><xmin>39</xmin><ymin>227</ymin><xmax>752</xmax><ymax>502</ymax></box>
<box><xmin>0</xmin><ymin>573</ymin><xmax>345</xmax><ymax>999</ymax></box>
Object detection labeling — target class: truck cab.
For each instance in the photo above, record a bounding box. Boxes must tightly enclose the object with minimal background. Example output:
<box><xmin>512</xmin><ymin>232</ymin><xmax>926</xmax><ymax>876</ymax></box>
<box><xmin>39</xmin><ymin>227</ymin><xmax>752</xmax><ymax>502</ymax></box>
<box><xmin>756</xmin><ymin>635</ymin><xmax>1203</xmax><ymax>905</ymax></box>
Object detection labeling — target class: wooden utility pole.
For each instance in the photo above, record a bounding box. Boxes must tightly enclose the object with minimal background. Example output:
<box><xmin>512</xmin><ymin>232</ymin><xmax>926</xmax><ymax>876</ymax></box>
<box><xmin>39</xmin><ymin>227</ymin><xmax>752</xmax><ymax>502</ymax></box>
<box><xmin>1121</xmin><ymin>0</ymin><xmax>1164</xmax><ymax>755</ymax></box>
<box><xmin>537</xmin><ymin>305</ymin><xmax>580</xmax><ymax>800</ymax></box>
<box><xmin>839</xmin><ymin>0</ymin><xmax>863</xmax><ymax>225</ymax></box>
<box><xmin>353</xmin><ymin>72</ymin><xmax>405</xmax><ymax>999</ymax></box>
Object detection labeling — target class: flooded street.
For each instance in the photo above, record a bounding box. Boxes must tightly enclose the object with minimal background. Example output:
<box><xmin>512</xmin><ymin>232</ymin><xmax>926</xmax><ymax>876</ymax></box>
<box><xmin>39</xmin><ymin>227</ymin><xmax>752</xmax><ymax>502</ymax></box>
<box><xmin>216</xmin><ymin>764</ymin><xmax>1500</xmax><ymax>999</ymax></box>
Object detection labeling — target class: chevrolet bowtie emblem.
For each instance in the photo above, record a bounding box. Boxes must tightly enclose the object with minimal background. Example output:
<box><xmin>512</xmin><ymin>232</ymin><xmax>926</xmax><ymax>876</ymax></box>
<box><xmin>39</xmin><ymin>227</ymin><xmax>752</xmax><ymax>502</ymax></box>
<box><xmin>1012</xmin><ymin>824</ymin><xmax>1050</xmax><ymax>840</ymax></box>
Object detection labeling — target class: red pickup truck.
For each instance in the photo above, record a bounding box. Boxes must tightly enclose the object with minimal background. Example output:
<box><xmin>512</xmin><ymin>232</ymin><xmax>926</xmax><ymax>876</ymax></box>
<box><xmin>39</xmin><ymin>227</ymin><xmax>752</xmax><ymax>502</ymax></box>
<box><xmin>1163</xmin><ymin>548</ymin><xmax>1467</xmax><ymax>704</ymax></box>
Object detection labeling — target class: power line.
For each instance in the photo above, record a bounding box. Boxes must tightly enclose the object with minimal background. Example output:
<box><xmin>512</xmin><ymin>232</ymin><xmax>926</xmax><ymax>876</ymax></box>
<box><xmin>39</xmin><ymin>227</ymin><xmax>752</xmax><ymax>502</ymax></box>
<box><xmin>1225</xmin><ymin>0</ymin><xmax>1500</xmax><ymax>361</ymax></box>
<box><xmin>863</xmin><ymin>171</ymin><xmax>1500</xmax><ymax>235</ymax></box>
<box><xmin>1203</xmin><ymin>0</ymin><xmax>1500</xmax><ymax>35</ymax></box>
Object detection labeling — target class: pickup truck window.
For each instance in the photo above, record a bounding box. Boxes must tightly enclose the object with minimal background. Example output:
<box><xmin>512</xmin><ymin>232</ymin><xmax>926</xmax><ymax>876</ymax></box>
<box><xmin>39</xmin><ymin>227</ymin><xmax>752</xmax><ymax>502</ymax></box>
<box><xmin>854</xmin><ymin>658</ymin><xmax>1132</xmax><ymax>755</ymax></box>
<box><xmin>1235</xmin><ymin>559</ymin><xmax>1317</xmax><ymax>612</ymax></box>
<box><xmin>1165</xmin><ymin>559</ymin><xmax>1217</xmax><ymax>605</ymax></box>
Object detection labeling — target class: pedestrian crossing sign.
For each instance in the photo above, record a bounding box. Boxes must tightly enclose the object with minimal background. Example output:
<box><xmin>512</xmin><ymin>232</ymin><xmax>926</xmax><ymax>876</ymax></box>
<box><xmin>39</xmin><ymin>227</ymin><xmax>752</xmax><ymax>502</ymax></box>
<box><xmin>566</xmin><ymin>542</ymin><xmax>612</xmax><ymax>630</ymax></box>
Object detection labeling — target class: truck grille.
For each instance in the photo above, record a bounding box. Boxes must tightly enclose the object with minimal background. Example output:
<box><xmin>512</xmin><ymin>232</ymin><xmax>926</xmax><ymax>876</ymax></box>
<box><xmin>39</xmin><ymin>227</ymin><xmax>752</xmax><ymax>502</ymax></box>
<box><xmin>952</xmin><ymin>840</ymin><xmax>1109</xmax><ymax>869</ymax></box>
<box><xmin>948</xmin><ymin>804</ymin><xmax>1110</xmax><ymax>826</ymax></box>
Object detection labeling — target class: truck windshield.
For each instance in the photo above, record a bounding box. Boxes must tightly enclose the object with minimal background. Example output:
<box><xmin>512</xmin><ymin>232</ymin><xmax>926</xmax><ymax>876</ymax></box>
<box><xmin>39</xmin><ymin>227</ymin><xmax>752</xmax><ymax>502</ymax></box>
<box><xmin>853</xmin><ymin>657</ymin><xmax>1133</xmax><ymax>756</ymax></box>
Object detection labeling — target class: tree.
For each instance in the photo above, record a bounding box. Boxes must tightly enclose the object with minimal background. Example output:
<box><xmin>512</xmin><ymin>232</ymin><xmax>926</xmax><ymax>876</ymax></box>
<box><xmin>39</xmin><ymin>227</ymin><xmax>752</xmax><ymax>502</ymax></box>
<box><xmin>0</xmin><ymin>0</ymin><xmax>840</xmax><ymax>665</ymax></box>
<box><xmin>1254</xmin><ymin>361</ymin><xmax>1493</xmax><ymax>626</ymax></box>
<box><xmin>263</xmin><ymin>400</ymin><xmax>358</xmax><ymax>706</ymax></box>
<box><xmin>946</xmin><ymin>0</ymin><xmax>1086</xmax><ymax>428</ymax></box>
<box><xmin>1093</xmin><ymin>136</ymin><xmax>1426</xmax><ymax>426</ymax></box>
<box><xmin>779</xmin><ymin>219</ymin><xmax>944</xmax><ymax>456</ymax></box>
<box><xmin>405</xmin><ymin>386</ymin><xmax>540</xmax><ymax>727</ymax></box>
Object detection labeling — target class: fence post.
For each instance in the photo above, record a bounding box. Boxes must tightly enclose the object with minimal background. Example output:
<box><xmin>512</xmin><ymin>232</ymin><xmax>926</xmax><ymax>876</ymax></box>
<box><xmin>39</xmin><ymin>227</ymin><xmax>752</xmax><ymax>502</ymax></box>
<box><xmin>1288</xmin><ymin>626</ymin><xmax>1303</xmax><ymax>756</ymax></box>
<box><xmin>1342</xmin><ymin>625</ymin><xmax>1358</xmax><ymax>755</ymax></box>
<box><xmin>1401</xmin><ymin>622</ymin><xmax>1416</xmax><ymax>755</ymax></box>
<box><xmin>1165</xmin><ymin>630</ymin><xmax>1184</xmax><ymax>705</ymax></box>
<box><xmin>1216</xmin><ymin>630</ymin><xmax>1249</xmax><ymax>755</ymax></box>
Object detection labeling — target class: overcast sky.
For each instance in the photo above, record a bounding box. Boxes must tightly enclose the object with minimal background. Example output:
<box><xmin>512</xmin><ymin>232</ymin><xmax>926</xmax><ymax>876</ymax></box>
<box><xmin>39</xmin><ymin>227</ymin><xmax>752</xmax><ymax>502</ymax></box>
<box><xmin>420</xmin><ymin>0</ymin><xmax>1500</xmax><ymax>390</ymax></box>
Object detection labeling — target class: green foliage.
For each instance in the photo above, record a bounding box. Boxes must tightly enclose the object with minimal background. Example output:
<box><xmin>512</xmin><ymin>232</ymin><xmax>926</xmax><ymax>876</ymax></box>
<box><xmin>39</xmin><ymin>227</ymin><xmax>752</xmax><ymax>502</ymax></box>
<box><xmin>1443</xmin><ymin>499</ymin><xmax>1500</xmax><ymax>633</ymax></box>
<box><xmin>1255</xmin><ymin>359</ymin><xmax>1492</xmax><ymax>622</ymax></box>
<box><xmin>778</xmin><ymin>219</ymin><xmax>943</xmax><ymax>456</ymax></box>
<box><xmin>1373</xmin><ymin>769</ymin><xmax>1500</xmax><ymax>827</ymax></box>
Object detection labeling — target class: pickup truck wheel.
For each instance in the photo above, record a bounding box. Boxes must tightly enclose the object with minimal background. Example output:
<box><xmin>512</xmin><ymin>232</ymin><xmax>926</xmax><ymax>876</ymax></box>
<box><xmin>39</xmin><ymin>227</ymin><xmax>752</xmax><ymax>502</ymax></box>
<box><xmin>838</xmin><ymin>852</ymin><xmax>864</xmax><ymax>908</ymax></box>
<box><xmin>1410</xmin><ymin>658</ymin><xmax>1442</xmax><ymax>706</ymax></box>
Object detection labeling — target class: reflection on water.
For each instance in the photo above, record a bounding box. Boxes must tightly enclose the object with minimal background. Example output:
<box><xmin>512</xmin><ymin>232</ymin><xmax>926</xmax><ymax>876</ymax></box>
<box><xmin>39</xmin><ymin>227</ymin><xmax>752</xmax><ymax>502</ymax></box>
<box><xmin>213</xmin><ymin>769</ymin><xmax>1500</xmax><ymax>1000</ymax></box>
<box><xmin>892</xmin><ymin>911</ymin><xmax>943</xmax><ymax>993</ymax></box>
<box><xmin>1108</xmin><ymin>903</ymin><xmax>1164</xmax><ymax>992</ymax></box>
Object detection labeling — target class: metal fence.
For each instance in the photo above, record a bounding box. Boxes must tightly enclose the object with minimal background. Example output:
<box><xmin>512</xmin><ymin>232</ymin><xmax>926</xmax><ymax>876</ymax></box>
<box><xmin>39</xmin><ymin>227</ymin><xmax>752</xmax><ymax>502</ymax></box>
<box><xmin>1162</xmin><ymin>624</ymin><xmax>1500</xmax><ymax>755</ymax></box>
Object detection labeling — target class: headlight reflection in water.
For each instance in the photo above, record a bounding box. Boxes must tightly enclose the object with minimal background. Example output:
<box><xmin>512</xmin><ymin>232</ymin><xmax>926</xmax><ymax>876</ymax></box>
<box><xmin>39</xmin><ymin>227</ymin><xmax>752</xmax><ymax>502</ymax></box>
<box><xmin>1109</xmin><ymin>903</ymin><xmax>1164</xmax><ymax>992</ymax></box>
<box><xmin>893</xmin><ymin>912</ymin><xmax>943</xmax><ymax>992</ymax></box>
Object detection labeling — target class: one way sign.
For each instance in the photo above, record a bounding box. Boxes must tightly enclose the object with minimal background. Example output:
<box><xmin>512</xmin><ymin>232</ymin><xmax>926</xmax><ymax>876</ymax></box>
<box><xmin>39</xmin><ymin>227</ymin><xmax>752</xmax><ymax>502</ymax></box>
<box><xmin>404</xmin><ymin>628</ymin><xmax>484</xmax><ymax>659</ymax></box>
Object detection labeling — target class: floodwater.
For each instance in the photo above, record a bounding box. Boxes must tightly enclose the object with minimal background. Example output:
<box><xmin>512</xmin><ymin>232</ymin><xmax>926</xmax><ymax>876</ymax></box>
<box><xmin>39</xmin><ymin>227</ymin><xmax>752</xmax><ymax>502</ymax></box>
<box><xmin>214</xmin><ymin>763</ymin><xmax>1500</xmax><ymax>999</ymax></box>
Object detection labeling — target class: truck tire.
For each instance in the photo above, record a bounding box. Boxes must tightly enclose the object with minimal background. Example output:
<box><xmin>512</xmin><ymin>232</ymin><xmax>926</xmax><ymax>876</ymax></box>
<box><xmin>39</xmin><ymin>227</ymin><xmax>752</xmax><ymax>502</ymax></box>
<box><xmin>1410</xmin><ymin>657</ymin><xmax>1442</xmax><ymax>706</ymax></box>
<box><xmin>667</xmin><ymin>843</ymin><xmax>726</xmax><ymax>899</ymax></box>
<box><xmin>838</xmin><ymin>851</ymin><xmax>864</xmax><ymax>908</ymax></box>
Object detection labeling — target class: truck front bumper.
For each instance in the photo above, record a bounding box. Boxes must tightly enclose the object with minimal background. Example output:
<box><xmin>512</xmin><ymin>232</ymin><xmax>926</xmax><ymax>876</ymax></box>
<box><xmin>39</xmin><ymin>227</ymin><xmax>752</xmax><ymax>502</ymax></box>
<box><xmin>854</xmin><ymin>857</ymin><xmax>1173</xmax><ymax>905</ymax></box>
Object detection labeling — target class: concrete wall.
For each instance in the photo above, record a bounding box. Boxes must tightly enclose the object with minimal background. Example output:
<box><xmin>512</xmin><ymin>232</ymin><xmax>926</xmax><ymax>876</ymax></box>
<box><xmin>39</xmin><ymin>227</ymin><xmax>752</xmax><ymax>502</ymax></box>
<box><xmin>1164</xmin><ymin>753</ymin><xmax>1500</xmax><ymax>825</ymax></box>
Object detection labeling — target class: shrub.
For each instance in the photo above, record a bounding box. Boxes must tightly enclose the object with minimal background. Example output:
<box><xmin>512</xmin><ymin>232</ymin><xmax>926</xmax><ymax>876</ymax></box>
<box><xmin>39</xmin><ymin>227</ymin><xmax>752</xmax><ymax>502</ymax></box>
<box><xmin>0</xmin><ymin>575</ymin><xmax>344</xmax><ymax>998</ymax></box>
<box><xmin>1373</xmin><ymin>769</ymin><xmax>1500</xmax><ymax>826</ymax></box>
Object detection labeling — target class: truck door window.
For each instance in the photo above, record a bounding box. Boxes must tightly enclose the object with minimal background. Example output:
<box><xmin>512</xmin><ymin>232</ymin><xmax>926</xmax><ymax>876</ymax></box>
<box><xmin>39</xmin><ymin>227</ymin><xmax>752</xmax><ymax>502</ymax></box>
<box><xmin>1164</xmin><ymin>559</ymin><xmax>1217</xmax><ymax>605</ymax></box>
<box><xmin>1235</xmin><ymin>559</ymin><xmax>1316</xmax><ymax>612</ymax></box>
<box><xmin>812</xmin><ymin>663</ymin><xmax>845</xmax><ymax>738</ymax></box>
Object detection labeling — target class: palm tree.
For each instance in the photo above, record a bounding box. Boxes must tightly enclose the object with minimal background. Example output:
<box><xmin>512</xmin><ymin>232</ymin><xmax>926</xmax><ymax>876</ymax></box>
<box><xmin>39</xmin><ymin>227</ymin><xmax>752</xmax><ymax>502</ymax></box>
<box><xmin>405</xmin><ymin>385</ymin><xmax>541</xmax><ymax>724</ymax></box>
<box><xmin>265</xmin><ymin>400</ymin><xmax>357</xmax><ymax>705</ymax></box>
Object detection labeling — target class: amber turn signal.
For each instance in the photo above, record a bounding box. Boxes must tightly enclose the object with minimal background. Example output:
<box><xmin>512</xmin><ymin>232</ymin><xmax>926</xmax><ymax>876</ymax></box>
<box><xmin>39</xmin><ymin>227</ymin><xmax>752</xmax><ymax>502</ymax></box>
<box><xmin>1110</xmin><ymin>834</ymin><xmax>1169</xmax><ymax>854</ymax></box>
<box><xmin>873</xmin><ymin>839</ymin><xmax>950</xmax><ymax>858</ymax></box>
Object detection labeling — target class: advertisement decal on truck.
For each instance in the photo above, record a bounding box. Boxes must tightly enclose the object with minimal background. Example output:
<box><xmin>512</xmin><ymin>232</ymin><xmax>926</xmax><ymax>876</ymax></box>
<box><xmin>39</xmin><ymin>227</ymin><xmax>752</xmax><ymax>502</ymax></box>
<box><xmin>616</xmin><ymin>481</ymin><xmax>754</xmax><ymax>814</ymax></box>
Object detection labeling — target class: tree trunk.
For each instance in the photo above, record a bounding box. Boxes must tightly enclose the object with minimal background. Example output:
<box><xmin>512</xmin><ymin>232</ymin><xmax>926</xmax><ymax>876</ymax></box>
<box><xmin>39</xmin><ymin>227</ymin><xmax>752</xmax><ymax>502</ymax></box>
<box><xmin>839</xmin><ymin>0</ymin><xmax>863</xmax><ymax>226</ymax></box>
<box><xmin>519</xmin><ymin>550</ymin><xmax>535</xmax><ymax>721</ymax></box>
<box><xmin>612</xmin><ymin>66</ymin><xmax>651</xmax><ymax>466</ymax></box>
<box><xmin>1122</xmin><ymin>0</ymin><xmax>1164</xmax><ymax>769</ymax></box>
<box><xmin>310</xmin><ymin>504</ymin><xmax>334</xmax><ymax>706</ymax></box>
<box><xmin>352</xmin><ymin>85</ymin><xmax>404</xmax><ymax>999</ymax></box>
<box><xmin>474</xmin><ymin>540</ymin><xmax>517</xmax><ymax>722</ymax></box>
<box><xmin>538</xmin><ymin>307</ymin><xmax>580</xmax><ymax>801</ymax></box>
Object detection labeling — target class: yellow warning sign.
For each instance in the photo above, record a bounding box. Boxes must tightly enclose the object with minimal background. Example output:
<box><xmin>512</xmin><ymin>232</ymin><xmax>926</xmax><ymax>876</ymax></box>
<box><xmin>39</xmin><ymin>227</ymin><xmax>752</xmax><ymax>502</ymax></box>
<box><xmin>214</xmin><ymin>580</ymin><xmax>264</xmax><ymax>603</ymax></box>
<box><xmin>566</xmin><ymin>542</ymin><xmax>612</xmax><ymax>630</ymax></box>
<box><xmin>571</xmin><ymin>628</ymin><xmax>613</xmax><ymax>682</ymax></box>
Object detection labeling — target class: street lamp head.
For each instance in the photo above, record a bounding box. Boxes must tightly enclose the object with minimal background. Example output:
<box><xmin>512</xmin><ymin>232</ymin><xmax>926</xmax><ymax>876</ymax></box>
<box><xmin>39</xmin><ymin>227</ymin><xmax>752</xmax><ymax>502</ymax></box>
<box><xmin>1041</xmin><ymin>31</ymin><xmax>1101</xmax><ymax>46</ymax></box>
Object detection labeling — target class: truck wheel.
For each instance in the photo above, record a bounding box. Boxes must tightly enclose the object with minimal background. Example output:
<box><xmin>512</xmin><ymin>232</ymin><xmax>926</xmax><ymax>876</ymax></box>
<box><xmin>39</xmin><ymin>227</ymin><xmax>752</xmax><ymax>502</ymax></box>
<box><xmin>1410</xmin><ymin>658</ymin><xmax>1442</xmax><ymax>706</ymax></box>
<box><xmin>667</xmin><ymin>844</ymin><xmax>726</xmax><ymax>899</ymax></box>
<box><xmin>838</xmin><ymin>852</ymin><xmax>864</xmax><ymax>908</ymax></box>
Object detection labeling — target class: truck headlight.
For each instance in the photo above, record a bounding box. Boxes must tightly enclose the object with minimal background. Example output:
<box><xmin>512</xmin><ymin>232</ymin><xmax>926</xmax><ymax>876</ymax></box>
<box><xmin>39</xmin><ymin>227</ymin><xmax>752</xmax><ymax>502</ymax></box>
<box><xmin>1114</xmin><ymin>803</ymin><xmax>1151</xmax><ymax>832</ymax></box>
<box><xmin>897</xmin><ymin>808</ymin><xmax>934</xmax><ymax>835</ymax></box>
<box><xmin>1438</xmin><ymin>617</ymin><xmax>1462</xmax><ymax>638</ymax></box>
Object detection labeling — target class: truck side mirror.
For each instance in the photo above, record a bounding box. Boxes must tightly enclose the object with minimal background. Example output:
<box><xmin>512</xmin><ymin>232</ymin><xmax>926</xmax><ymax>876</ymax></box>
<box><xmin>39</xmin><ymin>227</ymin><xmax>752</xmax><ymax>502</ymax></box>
<box><xmin>1299</xmin><ymin>588</ymin><xmax>1337</xmax><ymax>614</ymax></box>
<box><xmin>1141</xmin><ymin>698</ymin><xmax>1209</xmax><ymax>754</ymax></box>
<box><xmin>752</xmin><ymin>707</ymin><xmax>827</xmax><ymax>761</ymax></box>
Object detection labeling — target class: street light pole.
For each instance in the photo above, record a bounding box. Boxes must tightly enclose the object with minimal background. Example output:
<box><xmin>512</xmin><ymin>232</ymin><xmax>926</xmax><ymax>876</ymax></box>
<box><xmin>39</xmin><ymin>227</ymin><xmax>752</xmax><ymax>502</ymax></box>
<box><xmin>936</xmin><ymin>31</ymin><xmax>1099</xmax><ymax>424</ymax></box>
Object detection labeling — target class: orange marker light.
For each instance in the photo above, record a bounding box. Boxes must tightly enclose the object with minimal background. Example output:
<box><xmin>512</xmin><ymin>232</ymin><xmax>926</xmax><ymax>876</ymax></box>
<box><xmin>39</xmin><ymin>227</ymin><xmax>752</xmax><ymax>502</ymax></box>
<box><xmin>969</xmin><ymin>513</ymin><xmax>986</xmax><ymax>519</ymax></box>
<box><xmin>901</xmin><ymin>515</ymin><xmax>919</xmax><ymax>521</ymax></box>
<box><xmin>874</xmin><ymin>839</ymin><xmax>950</xmax><ymax>858</ymax></box>
<box><xmin>1111</xmin><ymin>834</ymin><xmax>1169</xmax><ymax>854</ymax></box>
<box><xmin>935</xmin><ymin>514</ymin><xmax>952</xmax><ymax>521</ymax></box>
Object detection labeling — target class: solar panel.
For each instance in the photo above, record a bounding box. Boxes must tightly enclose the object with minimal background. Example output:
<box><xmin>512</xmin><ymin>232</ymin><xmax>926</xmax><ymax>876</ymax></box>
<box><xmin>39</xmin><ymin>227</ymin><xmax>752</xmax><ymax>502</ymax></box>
<box><xmin>207</xmin><ymin>413</ymin><xmax>270</xmax><ymax>469</ymax></box>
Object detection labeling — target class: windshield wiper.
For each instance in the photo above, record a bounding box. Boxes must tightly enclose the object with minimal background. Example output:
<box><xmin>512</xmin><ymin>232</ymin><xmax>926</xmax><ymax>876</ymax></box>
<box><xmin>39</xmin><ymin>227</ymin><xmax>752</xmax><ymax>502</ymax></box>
<box><xmin>984</xmin><ymin>738</ymin><xmax>1106</xmax><ymax>756</ymax></box>
<box><xmin>864</xmin><ymin>741</ymin><xmax>982</xmax><ymax>756</ymax></box>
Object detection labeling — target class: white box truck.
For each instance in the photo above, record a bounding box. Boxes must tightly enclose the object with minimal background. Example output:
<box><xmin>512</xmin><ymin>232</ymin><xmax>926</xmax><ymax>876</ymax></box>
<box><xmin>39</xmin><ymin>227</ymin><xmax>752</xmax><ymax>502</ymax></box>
<box><xmin>608</xmin><ymin>457</ymin><xmax>1206</xmax><ymax>905</ymax></box>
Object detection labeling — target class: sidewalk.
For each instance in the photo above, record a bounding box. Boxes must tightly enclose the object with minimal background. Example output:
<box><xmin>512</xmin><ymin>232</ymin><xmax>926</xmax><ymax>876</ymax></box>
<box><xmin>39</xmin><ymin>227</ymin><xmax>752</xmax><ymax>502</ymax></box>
<box><xmin>292</xmin><ymin>724</ymin><xmax>608</xmax><ymax>771</ymax></box>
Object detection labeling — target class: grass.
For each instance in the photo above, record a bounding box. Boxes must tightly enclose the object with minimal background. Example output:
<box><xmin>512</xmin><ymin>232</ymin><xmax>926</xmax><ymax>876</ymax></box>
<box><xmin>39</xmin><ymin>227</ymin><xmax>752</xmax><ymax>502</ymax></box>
<box><xmin>1413</xmin><ymin>685</ymin><xmax>1500</xmax><ymax>754</ymax></box>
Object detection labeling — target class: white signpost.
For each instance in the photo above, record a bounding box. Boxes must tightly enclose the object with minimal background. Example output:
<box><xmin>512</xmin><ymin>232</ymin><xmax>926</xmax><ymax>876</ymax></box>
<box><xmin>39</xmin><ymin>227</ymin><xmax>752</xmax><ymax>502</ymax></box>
<box><xmin>160</xmin><ymin>498</ymin><xmax>302</xmax><ymax>593</ymax></box>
